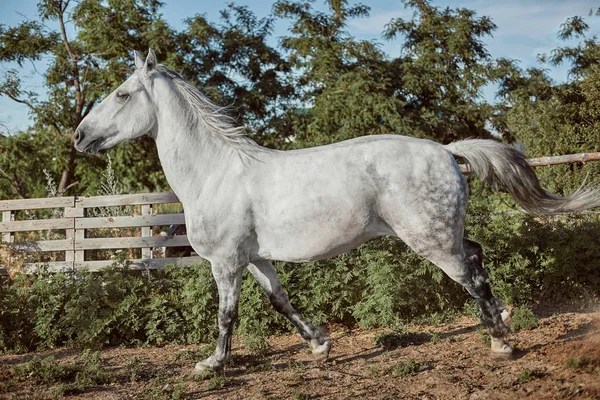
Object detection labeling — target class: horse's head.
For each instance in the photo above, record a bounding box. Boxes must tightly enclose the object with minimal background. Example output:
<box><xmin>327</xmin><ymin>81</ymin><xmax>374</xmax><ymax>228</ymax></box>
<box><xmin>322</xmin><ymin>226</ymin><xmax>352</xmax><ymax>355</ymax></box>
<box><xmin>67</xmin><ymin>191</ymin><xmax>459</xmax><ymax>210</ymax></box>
<box><xmin>74</xmin><ymin>49</ymin><xmax>159</xmax><ymax>154</ymax></box>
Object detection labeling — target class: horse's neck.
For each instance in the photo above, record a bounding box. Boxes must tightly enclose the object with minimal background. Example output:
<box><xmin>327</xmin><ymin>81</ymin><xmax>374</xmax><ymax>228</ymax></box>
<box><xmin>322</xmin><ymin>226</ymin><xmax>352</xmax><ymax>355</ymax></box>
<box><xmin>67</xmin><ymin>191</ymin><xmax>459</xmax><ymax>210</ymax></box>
<box><xmin>153</xmin><ymin>96</ymin><xmax>240</xmax><ymax>205</ymax></box>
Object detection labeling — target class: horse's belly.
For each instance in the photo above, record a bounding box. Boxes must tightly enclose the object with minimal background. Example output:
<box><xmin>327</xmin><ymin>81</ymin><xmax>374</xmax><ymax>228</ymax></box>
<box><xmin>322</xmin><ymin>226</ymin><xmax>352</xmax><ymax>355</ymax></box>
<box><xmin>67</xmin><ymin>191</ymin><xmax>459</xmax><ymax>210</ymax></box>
<box><xmin>254</xmin><ymin>215</ymin><xmax>393</xmax><ymax>262</ymax></box>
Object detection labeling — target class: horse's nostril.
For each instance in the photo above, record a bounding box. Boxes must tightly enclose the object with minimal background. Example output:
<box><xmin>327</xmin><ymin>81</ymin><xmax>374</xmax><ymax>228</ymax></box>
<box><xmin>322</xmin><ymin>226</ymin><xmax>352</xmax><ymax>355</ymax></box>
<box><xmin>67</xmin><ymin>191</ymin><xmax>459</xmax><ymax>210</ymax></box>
<box><xmin>73</xmin><ymin>129</ymin><xmax>84</xmax><ymax>144</ymax></box>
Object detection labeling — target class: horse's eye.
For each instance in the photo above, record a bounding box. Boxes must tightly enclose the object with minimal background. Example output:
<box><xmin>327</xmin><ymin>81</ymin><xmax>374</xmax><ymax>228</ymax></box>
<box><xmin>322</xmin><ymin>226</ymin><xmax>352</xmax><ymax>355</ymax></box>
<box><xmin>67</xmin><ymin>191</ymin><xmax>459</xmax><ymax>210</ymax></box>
<box><xmin>117</xmin><ymin>91</ymin><xmax>130</xmax><ymax>101</ymax></box>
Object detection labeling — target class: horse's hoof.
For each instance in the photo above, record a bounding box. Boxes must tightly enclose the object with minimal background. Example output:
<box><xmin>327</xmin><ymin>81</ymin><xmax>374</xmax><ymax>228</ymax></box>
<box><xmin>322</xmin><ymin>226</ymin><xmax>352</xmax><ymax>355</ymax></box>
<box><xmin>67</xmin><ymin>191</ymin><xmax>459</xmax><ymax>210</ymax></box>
<box><xmin>310</xmin><ymin>338</ymin><xmax>332</xmax><ymax>361</ymax></box>
<box><xmin>194</xmin><ymin>358</ymin><xmax>222</xmax><ymax>374</ymax></box>
<box><xmin>490</xmin><ymin>337</ymin><xmax>513</xmax><ymax>358</ymax></box>
<box><xmin>501</xmin><ymin>309</ymin><xmax>512</xmax><ymax>327</ymax></box>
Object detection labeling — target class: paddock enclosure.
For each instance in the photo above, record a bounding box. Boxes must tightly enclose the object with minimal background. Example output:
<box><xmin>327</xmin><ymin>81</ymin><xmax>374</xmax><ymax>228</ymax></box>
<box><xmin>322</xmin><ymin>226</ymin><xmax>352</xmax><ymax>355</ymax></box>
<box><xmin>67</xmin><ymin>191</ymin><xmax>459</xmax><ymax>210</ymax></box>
<box><xmin>0</xmin><ymin>192</ymin><xmax>199</xmax><ymax>275</ymax></box>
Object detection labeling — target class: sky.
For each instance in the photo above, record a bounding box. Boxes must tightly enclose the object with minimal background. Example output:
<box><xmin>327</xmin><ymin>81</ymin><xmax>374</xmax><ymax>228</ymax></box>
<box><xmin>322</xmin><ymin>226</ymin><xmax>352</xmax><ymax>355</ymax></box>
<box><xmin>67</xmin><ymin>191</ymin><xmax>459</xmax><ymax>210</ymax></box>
<box><xmin>0</xmin><ymin>0</ymin><xmax>599</xmax><ymax>134</ymax></box>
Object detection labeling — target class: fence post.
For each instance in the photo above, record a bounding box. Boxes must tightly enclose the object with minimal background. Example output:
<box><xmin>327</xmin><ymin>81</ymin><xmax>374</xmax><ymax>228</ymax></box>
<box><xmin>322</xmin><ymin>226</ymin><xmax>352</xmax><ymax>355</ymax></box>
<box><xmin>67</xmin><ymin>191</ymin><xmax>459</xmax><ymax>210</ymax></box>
<box><xmin>1</xmin><ymin>210</ymin><xmax>13</xmax><ymax>244</ymax></box>
<box><xmin>1</xmin><ymin>210</ymin><xmax>14</xmax><ymax>271</ymax></box>
<box><xmin>65</xmin><ymin>197</ymin><xmax>85</xmax><ymax>271</ymax></box>
<box><xmin>141</xmin><ymin>204</ymin><xmax>152</xmax><ymax>261</ymax></box>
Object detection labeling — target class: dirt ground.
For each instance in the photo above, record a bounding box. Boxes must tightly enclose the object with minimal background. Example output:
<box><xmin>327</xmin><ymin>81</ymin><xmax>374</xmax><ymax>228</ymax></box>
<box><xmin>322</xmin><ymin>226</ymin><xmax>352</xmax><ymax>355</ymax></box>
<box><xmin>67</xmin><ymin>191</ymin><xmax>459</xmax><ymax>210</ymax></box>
<box><xmin>1</xmin><ymin>307</ymin><xmax>600</xmax><ymax>400</ymax></box>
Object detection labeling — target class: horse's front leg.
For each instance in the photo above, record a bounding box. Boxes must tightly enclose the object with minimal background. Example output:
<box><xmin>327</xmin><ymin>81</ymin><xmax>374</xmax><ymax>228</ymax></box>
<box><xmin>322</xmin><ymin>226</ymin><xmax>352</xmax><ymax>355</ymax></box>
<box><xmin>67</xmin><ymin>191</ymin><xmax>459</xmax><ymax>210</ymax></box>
<box><xmin>195</xmin><ymin>261</ymin><xmax>245</xmax><ymax>373</ymax></box>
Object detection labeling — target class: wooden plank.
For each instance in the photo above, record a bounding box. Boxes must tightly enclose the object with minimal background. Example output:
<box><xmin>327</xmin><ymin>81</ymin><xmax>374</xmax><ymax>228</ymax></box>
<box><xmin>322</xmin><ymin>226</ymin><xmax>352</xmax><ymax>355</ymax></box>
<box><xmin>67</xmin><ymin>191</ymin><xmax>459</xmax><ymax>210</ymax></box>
<box><xmin>11</xmin><ymin>239</ymin><xmax>73</xmax><ymax>252</ymax></box>
<box><xmin>20</xmin><ymin>256</ymin><xmax>205</xmax><ymax>273</ymax></box>
<box><xmin>75</xmin><ymin>213</ymin><xmax>186</xmax><ymax>229</ymax></box>
<box><xmin>0</xmin><ymin>218</ymin><xmax>73</xmax><ymax>233</ymax></box>
<box><xmin>75</xmin><ymin>235</ymin><xmax>190</xmax><ymax>250</ymax></box>
<box><xmin>76</xmin><ymin>192</ymin><xmax>180</xmax><ymax>208</ymax></box>
<box><xmin>0</xmin><ymin>196</ymin><xmax>75</xmax><ymax>211</ymax></box>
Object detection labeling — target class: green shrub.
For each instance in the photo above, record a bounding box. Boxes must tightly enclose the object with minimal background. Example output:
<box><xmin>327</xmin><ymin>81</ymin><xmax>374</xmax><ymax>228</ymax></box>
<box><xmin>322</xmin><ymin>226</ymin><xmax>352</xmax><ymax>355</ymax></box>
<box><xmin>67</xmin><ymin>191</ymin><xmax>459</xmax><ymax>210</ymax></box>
<box><xmin>511</xmin><ymin>307</ymin><xmax>539</xmax><ymax>332</ymax></box>
<box><xmin>392</xmin><ymin>358</ymin><xmax>420</xmax><ymax>377</ymax></box>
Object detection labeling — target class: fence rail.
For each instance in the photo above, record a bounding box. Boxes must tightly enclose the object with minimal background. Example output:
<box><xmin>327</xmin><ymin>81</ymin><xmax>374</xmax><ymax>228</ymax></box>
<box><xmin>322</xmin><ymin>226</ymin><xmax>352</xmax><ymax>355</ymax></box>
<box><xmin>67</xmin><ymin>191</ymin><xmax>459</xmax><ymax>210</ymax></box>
<box><xmin>0</xmin><ymin>192</ymin><xmax>195</xmax><ymax>274</ymax></box>
<box><xmin>2</xmin><ymin>151</ymin><xmax>600</xmax><ymax>275</ymax></box>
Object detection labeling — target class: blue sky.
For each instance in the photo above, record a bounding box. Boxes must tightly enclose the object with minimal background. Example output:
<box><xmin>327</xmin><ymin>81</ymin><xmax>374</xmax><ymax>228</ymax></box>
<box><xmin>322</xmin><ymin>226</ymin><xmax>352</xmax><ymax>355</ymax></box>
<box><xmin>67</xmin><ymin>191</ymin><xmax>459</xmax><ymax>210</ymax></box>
<box><xmin>0</xmin><ymin>0</ymin><xmax>598</xmax><ymax>133</ymax></box>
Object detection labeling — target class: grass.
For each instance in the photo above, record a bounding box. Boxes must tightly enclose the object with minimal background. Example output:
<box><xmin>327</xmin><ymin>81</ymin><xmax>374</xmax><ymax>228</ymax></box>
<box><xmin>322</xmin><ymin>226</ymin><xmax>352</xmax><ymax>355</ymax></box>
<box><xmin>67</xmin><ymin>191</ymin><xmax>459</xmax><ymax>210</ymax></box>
<box><xmin>392</xmin><ymin>358</ymin><xmax>420</xmax><ymax>377</ymax></box>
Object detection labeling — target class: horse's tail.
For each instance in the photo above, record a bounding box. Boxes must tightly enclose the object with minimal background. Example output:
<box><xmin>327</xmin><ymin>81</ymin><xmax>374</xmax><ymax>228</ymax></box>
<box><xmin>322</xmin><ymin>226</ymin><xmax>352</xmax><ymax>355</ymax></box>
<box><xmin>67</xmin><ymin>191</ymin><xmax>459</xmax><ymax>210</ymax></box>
<box><xmin>445</xmin><ymin>139</ymin><xmax>600</xmax><ymax>215</ymax></box>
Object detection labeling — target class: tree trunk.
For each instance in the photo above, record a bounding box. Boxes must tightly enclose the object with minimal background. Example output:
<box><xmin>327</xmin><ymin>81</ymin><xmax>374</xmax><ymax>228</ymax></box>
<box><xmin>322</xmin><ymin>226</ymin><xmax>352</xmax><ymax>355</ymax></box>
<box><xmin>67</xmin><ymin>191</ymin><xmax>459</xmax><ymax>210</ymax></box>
<box><xmin>58</xmin><ymin>144</ymin><xmax>77</xmax><ymax>194</ymax></box>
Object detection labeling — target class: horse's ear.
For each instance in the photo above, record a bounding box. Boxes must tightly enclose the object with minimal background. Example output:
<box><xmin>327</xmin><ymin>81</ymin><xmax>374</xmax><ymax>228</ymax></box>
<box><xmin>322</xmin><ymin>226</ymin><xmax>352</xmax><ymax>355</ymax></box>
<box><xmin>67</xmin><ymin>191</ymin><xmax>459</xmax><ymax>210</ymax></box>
<box><xmin>144</xmin><ymin>48</ymin><xmax>157</xmax><ymax>73</ymax></box>
<box><xmin>134</xmin><ymin>50</ymin><xmax>144</xmax><ymax>70</ymax></box>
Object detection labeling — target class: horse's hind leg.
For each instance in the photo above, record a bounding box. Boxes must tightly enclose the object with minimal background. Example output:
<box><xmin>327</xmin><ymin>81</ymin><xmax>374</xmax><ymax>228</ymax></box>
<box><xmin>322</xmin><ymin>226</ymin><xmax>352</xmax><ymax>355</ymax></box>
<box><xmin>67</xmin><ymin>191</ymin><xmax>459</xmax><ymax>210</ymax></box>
<box><xmin>400</xmin><ymin>233</ymin><xmax>512</xmax><ymax>355</ymax></box>
<box><xmin>248</xmin><ymin>260</ymin><xmax>331</xmax><ymax>360</ymax></box>
<box><xmin>462</xmin><ymin>239</ymin><xmax>512</xmax><ymax>355</ymax></box>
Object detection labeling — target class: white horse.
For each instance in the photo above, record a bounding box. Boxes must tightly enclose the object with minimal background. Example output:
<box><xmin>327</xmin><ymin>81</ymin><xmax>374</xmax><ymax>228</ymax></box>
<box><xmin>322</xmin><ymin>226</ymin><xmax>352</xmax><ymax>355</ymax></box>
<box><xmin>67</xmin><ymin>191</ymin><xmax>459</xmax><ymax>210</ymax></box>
<box><xmin>74</xmin><ymin>50</ymin><xmax>600</xmax><ymax>372</ymax></box>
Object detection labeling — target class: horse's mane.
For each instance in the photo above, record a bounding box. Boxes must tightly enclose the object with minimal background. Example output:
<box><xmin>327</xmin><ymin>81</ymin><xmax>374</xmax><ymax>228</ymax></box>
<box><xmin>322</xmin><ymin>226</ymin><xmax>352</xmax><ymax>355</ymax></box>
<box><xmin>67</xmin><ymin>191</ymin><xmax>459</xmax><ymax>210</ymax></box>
<box><xmin>156</xmin><ymin>65</ymin><xmax>262</xmax><ymax>152</ymax></box>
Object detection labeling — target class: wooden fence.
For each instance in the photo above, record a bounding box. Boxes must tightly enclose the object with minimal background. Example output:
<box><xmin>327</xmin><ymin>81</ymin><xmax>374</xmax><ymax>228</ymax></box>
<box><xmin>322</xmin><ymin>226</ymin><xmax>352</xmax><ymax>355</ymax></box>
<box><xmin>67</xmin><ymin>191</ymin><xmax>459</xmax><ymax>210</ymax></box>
<box><xmin>0</xmin><ymin>192</ymin><xmax>203</xmax><ymax>274</ymax></box>
<box><xmin>1</xmin><ymin>151</ymin><xmax>600</xmax><ymax>275</ymax></box>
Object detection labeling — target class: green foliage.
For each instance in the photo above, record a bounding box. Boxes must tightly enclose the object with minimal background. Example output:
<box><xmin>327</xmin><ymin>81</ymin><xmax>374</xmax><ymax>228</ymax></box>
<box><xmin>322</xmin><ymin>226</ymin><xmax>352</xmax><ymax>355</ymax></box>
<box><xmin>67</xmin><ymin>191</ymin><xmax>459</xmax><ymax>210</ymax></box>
<box><xmin>205</xmin><ymin>373</ymin><xmax>225</xmax><ymax>391</ymax></box>
<box><xmin>12</xmin><ymin>350</ymin><xmax>114</xmax><ymax>395</ymax></box>
<box><xmin>243</xmin><ymin>333</ymin><xmax>271</xmax><ymax>356</ymax></box>
<box><xmin>517</xmin><ymin>368</ymin><xmax>544</xmax><ymax>384</ymax></box>
<box><xmin>511</xmin><ymin>307</ymin><xmax>539</xmax><ymax>332</ymax></box>
<box><xmin>392</xmin><ymin>358</ymin><xmax>420</xmax><ymax>377</ymax></box>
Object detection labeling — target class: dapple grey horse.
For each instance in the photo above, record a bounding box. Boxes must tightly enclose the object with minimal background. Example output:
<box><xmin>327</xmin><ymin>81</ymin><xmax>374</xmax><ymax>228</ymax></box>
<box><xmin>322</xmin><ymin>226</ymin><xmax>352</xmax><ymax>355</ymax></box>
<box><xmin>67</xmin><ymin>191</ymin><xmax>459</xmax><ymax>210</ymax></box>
<box><xmin>74</xmin><ymin>50</ymin><xmax>600</xmax><ymax>372</ymax></box>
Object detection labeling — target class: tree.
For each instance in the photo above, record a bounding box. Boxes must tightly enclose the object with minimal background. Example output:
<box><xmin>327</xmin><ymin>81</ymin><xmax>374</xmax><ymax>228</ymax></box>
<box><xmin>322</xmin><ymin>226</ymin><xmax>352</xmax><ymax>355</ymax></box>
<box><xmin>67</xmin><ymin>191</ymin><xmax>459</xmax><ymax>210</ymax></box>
<box><xmin>500</xmin><ymin>14</ymin><xmax>600</xmax><ymax>195</ymax></box>
<box><xmin>274</xmin><ymin>0</ymin><xmax>514</xmax><ymax>147</ymax></box>
<box><xmin>0</xmin><ymin>0</ymin><xmax>176</xmax><ymax>195</ymax></box>
<box><xmin>0</xmin><ymin>0</ymin><xmax>295</xmax><ymax>198</ymax></box>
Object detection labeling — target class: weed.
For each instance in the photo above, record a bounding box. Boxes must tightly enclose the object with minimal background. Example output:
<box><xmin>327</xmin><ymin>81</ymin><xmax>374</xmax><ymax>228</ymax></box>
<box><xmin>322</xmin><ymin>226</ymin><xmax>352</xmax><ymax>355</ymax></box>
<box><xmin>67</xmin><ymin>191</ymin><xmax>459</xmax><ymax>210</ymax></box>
<box><xmin>511</xmin><ymin>307</ymin><xmax>539</xmax><ymax>332</ymax></box>
<box><xmin>286</xmin><ymin>360</ymin><xmax>306</xmax><ymax>386</ymax></box>
<box><xmin>14</xmin><ymin>350</ymin><xmax>114</xmax><ymax>395</ymax></box>
<box><xmin>291</xmin><ymin>389</ymin><xmax>308</xmax><ymax>400</ymax></box>
<box><xmin>517</xmin><ymin>368</ymin><xmax>543</xmax><ymax>383</ymax></box>
<box><xmin>206</xmin><ymin>373</ymin><xmax>225</xmax><ymax>390</ymax></box>
<box><xmin>144</xmin><ymin>381</ymin><xmax>187</xmax><ymax>400</ymax></box>
<box><xmin>477</xmin><ymin>328</ymin><xmax>491</xmax><ymax>347</ymax></box>
<box><xmin>565</xmin><ymin>355</ymin><xmax>599</xmax><ymax>373</ymax></box>
<box><xmin>392</xmin><ymin>358</ymin><xmax>420</xmax><ymax>377</ymax></box>
<box><xmin>566</xmin><ymin>356</ymin><xmax>582</xmax><ymax>369</ymax></box>
<box><xmin>430</xmin><ymin>333</ymin><xmax>441</xmax><ymax>344</ymax></box>
<box><xmin>243</xmin><ymin>333</ymin><xmax>271</xmax><ymax>356</ymax></box>
<box><xmin>124</xmin><ymin>356</ymin><xmax>148</xmax><ymax>383</ymax></box>
<box><xmin>367</xmin><ymin>363</ymin><xmax>381</xmax><ymax>377</ymax></box>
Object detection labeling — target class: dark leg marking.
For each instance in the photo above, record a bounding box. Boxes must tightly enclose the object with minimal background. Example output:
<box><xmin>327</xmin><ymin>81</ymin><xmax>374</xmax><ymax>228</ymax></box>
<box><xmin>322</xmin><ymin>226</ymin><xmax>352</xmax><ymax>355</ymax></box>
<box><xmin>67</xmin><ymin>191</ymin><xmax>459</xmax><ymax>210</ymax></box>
<box><xmin>462</xmin><ymin>239</ymin><xmax>510</xmax><ymax>338</ymax></box>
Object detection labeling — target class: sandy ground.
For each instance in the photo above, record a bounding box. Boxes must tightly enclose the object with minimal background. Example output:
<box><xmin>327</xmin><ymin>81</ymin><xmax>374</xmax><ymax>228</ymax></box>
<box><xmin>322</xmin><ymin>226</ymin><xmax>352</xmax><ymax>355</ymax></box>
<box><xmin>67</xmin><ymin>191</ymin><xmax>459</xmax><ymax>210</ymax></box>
<box><xmin>1</xmin><ymin>309</ymin><xmax>599</xmax><ymax>399</ymax></box>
